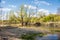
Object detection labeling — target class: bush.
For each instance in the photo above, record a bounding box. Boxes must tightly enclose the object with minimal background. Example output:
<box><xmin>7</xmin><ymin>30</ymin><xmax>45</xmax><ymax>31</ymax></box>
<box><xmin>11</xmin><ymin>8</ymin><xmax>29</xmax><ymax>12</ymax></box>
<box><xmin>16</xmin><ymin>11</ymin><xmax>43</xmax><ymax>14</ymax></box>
<box><xmin>20</xmin><ymin>32</ymin><xmax>44</xmax><ymax>40</ymax></box>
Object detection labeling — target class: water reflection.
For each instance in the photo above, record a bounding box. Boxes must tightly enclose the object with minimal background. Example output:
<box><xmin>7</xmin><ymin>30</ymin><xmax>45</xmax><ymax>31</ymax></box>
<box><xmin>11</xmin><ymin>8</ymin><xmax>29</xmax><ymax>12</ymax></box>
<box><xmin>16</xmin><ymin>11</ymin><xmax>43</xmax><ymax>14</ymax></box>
<box><xmin>37</xmin><ymin>34</ymin><xmax>58</xmax><ymax>40</ymax></box>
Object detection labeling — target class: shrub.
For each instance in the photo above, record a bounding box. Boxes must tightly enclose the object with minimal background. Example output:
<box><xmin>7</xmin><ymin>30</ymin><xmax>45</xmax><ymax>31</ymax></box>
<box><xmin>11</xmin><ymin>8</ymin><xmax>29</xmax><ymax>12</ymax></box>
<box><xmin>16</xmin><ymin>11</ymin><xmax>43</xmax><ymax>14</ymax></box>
<box><xmin>20</xmin><ymin>32</ymin><xmax>44</xmax><ymax>40</ymax></box>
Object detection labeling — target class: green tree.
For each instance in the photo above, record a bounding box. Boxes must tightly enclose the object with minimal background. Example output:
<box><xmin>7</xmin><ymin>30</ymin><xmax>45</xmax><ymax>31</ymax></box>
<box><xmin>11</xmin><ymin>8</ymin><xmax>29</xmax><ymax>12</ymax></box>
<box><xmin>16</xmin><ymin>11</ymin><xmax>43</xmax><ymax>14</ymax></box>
<box><xmin>9</xmin><ymin>11</ymin><xmax>18</xmax><ymax>24</ymax></box>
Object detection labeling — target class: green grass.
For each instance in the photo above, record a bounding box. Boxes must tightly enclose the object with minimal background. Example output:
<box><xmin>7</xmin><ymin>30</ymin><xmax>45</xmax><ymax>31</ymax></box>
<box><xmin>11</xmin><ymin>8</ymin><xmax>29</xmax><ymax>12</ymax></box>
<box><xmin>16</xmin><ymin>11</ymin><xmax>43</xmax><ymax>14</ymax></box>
<box><xmin>20</xmin><ymin>32</ymin><xmax>44</xmax><ymax>40</ymax></box>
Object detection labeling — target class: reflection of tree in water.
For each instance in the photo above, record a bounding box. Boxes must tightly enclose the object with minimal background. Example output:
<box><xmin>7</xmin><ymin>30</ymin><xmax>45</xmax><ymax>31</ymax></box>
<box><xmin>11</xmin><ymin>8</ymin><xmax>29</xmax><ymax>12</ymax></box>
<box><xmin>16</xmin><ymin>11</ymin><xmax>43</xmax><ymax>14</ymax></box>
<box><xmin>49</xmin><ymin>23</ymin><xmax>54</xmax><ymax>27</ymax></box>
<box><xmin>2</xmin><ymin>37</ymin><xmax>8</xmax><ymax>40</ymax></box>
<box><xmin>34</xmin><ymin>22</ymin><xmax>41</xmax><ymax>26</ymax></box>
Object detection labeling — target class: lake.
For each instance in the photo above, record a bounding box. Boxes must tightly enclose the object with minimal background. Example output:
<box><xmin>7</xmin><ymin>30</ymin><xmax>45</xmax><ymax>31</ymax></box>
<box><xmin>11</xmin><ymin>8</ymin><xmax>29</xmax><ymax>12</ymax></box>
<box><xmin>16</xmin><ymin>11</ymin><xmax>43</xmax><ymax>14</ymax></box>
<box><xmin>36</xmin><ymin>34</ymin><xmax>58</xmax><ymax>40</ymax></box>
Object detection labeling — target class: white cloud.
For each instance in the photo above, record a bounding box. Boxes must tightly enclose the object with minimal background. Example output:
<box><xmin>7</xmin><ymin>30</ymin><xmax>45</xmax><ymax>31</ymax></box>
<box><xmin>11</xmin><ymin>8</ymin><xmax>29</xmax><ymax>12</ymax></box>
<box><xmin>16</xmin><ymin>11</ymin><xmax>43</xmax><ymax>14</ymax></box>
<box><xmin>34</xmin><ymin>0</ymin><xmax>39</xmax><ymax>4</ymax></box>
<box><xmin>24</xmin><ymin>4</ymin><xmax>27</xmax><ymax>7</ymax></box>
<box><xmin>9</xmin><ymin>5</ymin><xmax>17</xmax><ymax>8</ymax></box>
<box><xmin>24</xmin><ymin>4</ymin><xmax>37</xmax><ymax>9</ymax></box>
<box><xmin>0</xmin><ymin>8</ymin><xmax>11</xmax><ymax>11</ymax></box>
<box><xmin>0</xmin><ymin>8</ymin><xmax>11</xmax><ymax>20</ymax></box>
<box><xmin>32</xmin><ymin>0</ymin><xmax>51</xmax><ymax>6</ymax></box>
<box><xmin>40</xmin><ymin>1</ymin><xmax>50</xmax><ymax>5</ymax></box>
<box><xmin>28</xmin><ymin>5</ymin><xmax>36</xmax><ymax>9</ymax></box>
<box><xmin>38</xmin><ymin>9</ymin><xmax>50</xmax><ymax>15</ymax></box>
<box><xmin>1</xmin><ymin>1</ymin><xmax>6</xmax><ymax>4</ymax></box>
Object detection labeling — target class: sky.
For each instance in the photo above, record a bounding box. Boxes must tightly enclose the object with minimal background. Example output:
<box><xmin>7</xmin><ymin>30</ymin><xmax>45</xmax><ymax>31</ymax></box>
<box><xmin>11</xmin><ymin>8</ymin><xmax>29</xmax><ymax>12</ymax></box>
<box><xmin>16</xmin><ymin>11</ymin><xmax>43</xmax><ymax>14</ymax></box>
<box><xmin>0</xmin><ymin>0</ymin><xmax>60</xmax><ymax>19</ymax></box>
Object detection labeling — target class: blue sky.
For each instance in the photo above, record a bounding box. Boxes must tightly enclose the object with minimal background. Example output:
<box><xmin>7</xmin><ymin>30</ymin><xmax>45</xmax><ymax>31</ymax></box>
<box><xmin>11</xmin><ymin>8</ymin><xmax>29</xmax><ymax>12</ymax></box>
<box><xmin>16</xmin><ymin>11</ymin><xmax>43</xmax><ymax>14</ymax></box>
<box><xmin>0</xmin><ymin>0</ymin><xmax>60</xmax><ymax>14</ymax></box>
<box><xmin>0</xmin><ymin>0</ymin><xmax>60</xmax><ymax>20</ymax></box>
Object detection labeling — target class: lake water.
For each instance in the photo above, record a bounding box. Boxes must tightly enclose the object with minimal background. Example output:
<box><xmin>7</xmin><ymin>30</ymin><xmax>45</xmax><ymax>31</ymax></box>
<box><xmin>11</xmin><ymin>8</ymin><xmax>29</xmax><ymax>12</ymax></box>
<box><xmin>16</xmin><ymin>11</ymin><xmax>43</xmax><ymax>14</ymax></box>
<box><xmin>36</xmin><ymin>34</ymin><xmax>58</xmax><ymax>40</ymax></box>
<box><xmin>45</xmin><ymin>34</ymin><xmax>58</xmax><ymax>40</ymax></box>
